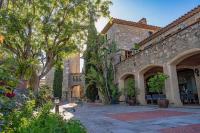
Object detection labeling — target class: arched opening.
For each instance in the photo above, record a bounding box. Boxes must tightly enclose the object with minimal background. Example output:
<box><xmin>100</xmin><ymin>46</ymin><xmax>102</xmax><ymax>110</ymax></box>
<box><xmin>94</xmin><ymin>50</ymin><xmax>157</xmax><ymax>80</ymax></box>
<box><xmin>176</xmin><ymin>53</ymin><xmax>200</xmax><ymax>105</ymax></box>
<box><xmin>142</xmin><ymin>66</ymin><xmax>164</xmax><ymax>104</ymax></box>
<box><xmin>119</xmin><ymin>74</ymin><xmax>135</xmax><ymax>102</ymax></box>
<box><xmin>70</xmin><ymin>85</ymin><xmax>84</xmax><ymax>101</ymax></box>
<box><xmin>124</xmin><ymin>75</ymin><xmax>135</xmax><ymax>88</ymax></box>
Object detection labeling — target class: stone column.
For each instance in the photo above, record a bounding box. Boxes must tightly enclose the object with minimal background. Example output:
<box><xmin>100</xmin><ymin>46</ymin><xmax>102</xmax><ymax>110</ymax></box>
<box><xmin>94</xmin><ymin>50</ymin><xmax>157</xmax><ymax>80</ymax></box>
<box><xmin>163</xmin><ymin>64</ymin><xmax>182</xmax><ymax>106</ymax></box>
<box><xmin>135</xmin><ymin>72</ymin><xmax>146</xmax><ymax>105</ymax></box>
<box><xmin>194</xmin><ymin>67</ymin><xmax>200</xmax><ymax>103</ymax></box>
<box><xmin>62</xmin><ymin>60</ymin><xmax>70</xmax><ymax>101</ymax></box>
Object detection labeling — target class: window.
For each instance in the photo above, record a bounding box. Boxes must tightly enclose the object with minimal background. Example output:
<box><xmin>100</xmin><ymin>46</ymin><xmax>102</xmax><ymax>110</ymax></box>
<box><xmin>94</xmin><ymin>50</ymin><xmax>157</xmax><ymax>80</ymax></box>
<box><xmin>125</xmin><ymin>50</ymin><xmax>132</xmax><ymax>58</ymax></box>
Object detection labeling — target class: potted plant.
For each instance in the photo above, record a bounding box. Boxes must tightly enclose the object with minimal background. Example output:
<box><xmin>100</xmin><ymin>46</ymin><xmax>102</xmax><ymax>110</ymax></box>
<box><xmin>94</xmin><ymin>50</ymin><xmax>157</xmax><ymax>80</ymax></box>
<box><xmin>147</xmin><ymin>73</ymin><xmax>169</xmax><ymax>108</ymax></box>
<box><xmin>111</xmin><ymin>86</ymin><xmax>121</xmax><ymax>104</ymax></box>
<box><xmin>124</xmin><ymin>78</ymin><xmax>137</xmax><ymax>106</ymax></box>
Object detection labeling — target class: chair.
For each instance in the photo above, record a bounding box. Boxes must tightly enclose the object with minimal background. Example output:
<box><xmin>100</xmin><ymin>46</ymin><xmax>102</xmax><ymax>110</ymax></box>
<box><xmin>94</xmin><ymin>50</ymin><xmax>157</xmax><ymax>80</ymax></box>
<box><xmin>152</xmin><ymin>94</ymin><xmax>160</xmax><ymax>100</ymax></box>
<box><xmin>187</xmin><ymin>93</ymin><xmax>195</xmax><ymax>104</ymax></box>
<box><xmin>152</xmin><ymin>94</ymin><xmax>160</xmax><ymax>104</ymax></box>
<box><xmin>145</xmin><ymin>95</ymin><xmax>153</xmax><ymax>104</ymax></box>
<box><xmin>159</xmin><ymin>94</ymin><xmax>166</xmax><ymax>99</ymax></box>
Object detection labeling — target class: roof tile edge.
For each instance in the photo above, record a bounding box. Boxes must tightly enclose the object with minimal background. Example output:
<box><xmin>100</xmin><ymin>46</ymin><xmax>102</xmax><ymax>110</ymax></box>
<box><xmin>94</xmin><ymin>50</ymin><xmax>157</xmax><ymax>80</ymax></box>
<box><xmin>139</xmin><ymin>5</ymin><xmax>200</xmax><ymax>46</ymax></box>
<box><xmin>101</xmin><ymin>17</ymin><xmax>161</xmax><ymax>34</ymax></box>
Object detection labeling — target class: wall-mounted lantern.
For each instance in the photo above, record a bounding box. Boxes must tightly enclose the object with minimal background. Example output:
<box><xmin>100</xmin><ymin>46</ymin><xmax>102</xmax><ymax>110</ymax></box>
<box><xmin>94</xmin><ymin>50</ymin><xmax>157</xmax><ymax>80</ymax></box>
<box><xmin>194</xmin><ymin>68</ymin><xmax>200</xmax><ymax>77</ymax></box>
<box><xmin>54</xmin><ymin>97</ymin><xmax>60</xmax><ymax>113</ymax></box>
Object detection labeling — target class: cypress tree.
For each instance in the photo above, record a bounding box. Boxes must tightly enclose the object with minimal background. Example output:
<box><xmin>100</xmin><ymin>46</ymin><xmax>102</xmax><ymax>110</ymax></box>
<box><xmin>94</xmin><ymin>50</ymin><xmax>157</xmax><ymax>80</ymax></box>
<box><xmin>53</xmin><ymin>66</ymin><xmax>63</xmax><ymax>98</ymax></box>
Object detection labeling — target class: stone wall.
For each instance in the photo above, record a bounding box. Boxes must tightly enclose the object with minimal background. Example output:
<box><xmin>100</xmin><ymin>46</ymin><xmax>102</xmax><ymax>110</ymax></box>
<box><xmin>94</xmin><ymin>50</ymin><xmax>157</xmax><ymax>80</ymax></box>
<box><xmin>140</xmin><ymin>12</ymin><xmax>200</xmax><ymax>50</ymax></box>
<box><xmin>114</xmin><ymin>20</ymin><xmax>200</xmax><ymax>106</ymax></box>
<box><xmin>107</xmin><ymin>23</ymin><xmax>157</xmax><ymax>50</ymax></box>
<box><xmin>45</xmin><ymin>53</ymin><xmax>81</xmax><ymax>100</ymax></box>
<box><xmin>116</xmin><ymin>21</ymin><xmax>200</xmax><ymax>81</ymax></box>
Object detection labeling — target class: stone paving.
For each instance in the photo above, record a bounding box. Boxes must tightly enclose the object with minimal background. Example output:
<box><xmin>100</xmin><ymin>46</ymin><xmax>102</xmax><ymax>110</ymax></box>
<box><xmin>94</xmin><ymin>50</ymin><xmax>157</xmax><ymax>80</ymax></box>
<box><xmin>61</xmin><ymin>103</ymin><xmax>200</xmax><ymax>133</ymax></box>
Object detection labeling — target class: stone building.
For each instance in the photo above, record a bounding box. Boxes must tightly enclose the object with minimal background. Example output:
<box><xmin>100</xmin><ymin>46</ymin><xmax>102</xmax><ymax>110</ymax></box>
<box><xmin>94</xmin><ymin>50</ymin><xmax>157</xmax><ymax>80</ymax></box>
<box><xmin>102</xmin><ymin>5</ymin><xmax>200</xmax><ymax>106</ymax></box>
<box><xmin>46</xmin><ymin>54</ymin><xmax>83</xmax><ymax>101</ymax></box>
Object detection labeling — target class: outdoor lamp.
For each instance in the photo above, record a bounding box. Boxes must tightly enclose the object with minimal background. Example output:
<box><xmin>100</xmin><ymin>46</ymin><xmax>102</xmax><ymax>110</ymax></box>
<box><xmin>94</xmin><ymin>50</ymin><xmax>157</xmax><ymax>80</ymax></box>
<box><xmin>194</xmin><ymin>68</ymin><xmax>199</xmax><ymax>77</ymax></box>
<box><xmin>54</xmin><ymin>97</ymin><xmax>60</xmax><ymax>113</ymax></box>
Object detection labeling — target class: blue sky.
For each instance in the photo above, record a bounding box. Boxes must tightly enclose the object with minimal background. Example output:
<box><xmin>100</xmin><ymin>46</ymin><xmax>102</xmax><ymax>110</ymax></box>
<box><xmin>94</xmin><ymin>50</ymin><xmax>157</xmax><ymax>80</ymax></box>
<box><xmin>96</xmin><ymin>0</ymin><xmax>200</xmax><ymax>31</ymax></box>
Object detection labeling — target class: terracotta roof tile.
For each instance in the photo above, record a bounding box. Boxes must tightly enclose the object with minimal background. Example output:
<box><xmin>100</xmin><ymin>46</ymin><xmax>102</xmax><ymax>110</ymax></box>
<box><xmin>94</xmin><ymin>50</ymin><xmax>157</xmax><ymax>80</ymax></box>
<box><xmin>101</xmin><ymin>18</ymin><xmax>161</xmax><ymax>34</ymax></box>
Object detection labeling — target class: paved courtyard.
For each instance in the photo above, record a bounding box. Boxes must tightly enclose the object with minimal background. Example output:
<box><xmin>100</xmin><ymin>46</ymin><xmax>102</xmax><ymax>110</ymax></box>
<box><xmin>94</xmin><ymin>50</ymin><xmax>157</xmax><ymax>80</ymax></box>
<box><xmin>62</xmin><ymin>103</ymin><xmax>200</xmax><ymax>133</ymax></box>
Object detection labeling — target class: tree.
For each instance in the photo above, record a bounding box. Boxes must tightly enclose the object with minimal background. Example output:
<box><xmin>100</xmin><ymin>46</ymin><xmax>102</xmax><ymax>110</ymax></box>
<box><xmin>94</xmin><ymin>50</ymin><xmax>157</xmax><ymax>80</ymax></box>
<box><xmin>85</xmin><ymin>21</ymin><xmax>118</xmax><ymax>104</ymax></box>
<box><xmin>124</xmin><ymin>78</ymin><xmax>136</xmax><ymax>100</ymax></box>
<box><xmin>147</xmin><ymin>73</ymin><xmax>169</xmax><ymax>96</ymax></box>
<box><xmin>53</xmin><ymin>65</ymin><xmax>63</xmax><ymax>99</ymax></box>
<box><xmin>0</xmin><ymin>0</ymin><xmax>111</xmax><ymax>92</ymax></box>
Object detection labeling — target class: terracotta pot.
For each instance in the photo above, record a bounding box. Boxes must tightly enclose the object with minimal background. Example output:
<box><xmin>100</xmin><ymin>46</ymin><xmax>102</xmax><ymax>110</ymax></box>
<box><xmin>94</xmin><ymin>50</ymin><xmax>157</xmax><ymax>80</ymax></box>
<box><xmin>127</xmin><ymin>98</ymin><xmax>136</xmax><ymax>106</ymax></box>
<box><xmin>158</xmin><ymin>99</ymin><xmax>169</xmax><ymax>108</ymax></box>
<box><xmin>17</xmin><ymin>80</ymin><xmax>28</xmax><ymax>89</ymax></box>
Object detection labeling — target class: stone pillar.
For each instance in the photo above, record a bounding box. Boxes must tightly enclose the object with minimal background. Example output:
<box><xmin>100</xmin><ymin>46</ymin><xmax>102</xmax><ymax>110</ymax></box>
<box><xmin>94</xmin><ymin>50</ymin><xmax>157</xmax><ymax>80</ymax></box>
<box><xmin>135</xmin><ymin>72</ymin><xmax>146</xmax><ymax>105</ymax></box>
<box><xmin>45</xmin><ymin>68</ymin><xmax>55</xmax><ymax>89</ymax></box>
<box><xmin>62</xmin><ymin>60</ymin><xmax>70</xmax><ymax>101</ymax></box>
<box><xmin>194</xmin><ymin>67</ymin><xmax>200</xmax><ymax>103</ymax></box>
<box><xmin>118</xmin><ymin>79</ymin><xmax>125</xmax><ymax>102</ymax></box>
<box><xmin>163</xmin><ymin>64</ymin><xmax>182</xmax><ymax>106</ymax></box>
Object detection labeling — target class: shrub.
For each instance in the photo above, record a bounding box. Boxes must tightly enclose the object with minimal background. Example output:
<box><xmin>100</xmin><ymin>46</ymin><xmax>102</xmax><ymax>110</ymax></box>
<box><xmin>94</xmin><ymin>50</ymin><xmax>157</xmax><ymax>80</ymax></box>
<box><xmin>2</xmin><ymin>101</ymin><xmax>87</xmax><ymax>133</ymax></box>
<box><xmin>110</xmin><ymin>84</ymin><xmax>121</xmax><ymax>103</ymax></box>
<box><xmin>123</xmin><ymin>78</ymin><xmax>136</xmax><ymax>100</ymax></box>
<box><xmin>53</xmin><ymin>66</ymin><xmax>63</xmax><ymax>99</ymax></box>
<box><xmin>85</xmin><ymin>85</ymin><xmax>98</xmax><ymax>102</ymax></box>
<box><xmin>147</xmin><ymin>73</ymin><xmax>168</xmax><ymax>95</ymax></box>
<box><xmin>35</xmin><ymin>85</ymin><xmax>53</xmax><ymax>107</ymax></box>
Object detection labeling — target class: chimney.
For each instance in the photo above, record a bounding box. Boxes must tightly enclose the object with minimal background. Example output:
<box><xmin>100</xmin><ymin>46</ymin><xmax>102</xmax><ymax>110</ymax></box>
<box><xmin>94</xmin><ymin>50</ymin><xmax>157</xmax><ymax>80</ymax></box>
<box><xmin>138</xmin><ymin>18</ymin><xmax>147</xmax><ymax>24</ymax></box>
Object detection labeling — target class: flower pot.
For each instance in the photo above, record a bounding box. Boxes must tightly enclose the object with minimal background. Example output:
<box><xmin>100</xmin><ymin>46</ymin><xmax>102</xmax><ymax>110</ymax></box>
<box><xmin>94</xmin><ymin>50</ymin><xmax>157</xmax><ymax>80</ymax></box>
<box><xmin>158</xmin><ymin>99</ymin><xmax>169</xmax><ymax>108</ymax></box>
<box><xmin>127</xmin><ymin>98</ymin><xmax>136</xmax><ymax>106</ymax></box>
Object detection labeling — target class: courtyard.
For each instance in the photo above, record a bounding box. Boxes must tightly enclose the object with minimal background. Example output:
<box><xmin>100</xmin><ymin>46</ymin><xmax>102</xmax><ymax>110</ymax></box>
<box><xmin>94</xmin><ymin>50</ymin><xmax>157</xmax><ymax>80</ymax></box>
<box><xmin>0</xmin><ymin>0</ymin><xmax>200</xmax><ymax>132</ymax></box>
<box><xmin>63</xmin><ymin>103</ymin><xmax>200</xmax><ymax>133</ymax></box>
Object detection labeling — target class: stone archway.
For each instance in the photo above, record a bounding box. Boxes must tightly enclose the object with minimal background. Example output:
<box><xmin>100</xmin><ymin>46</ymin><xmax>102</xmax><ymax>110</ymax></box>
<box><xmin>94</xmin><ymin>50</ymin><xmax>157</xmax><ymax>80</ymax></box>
<box><xmin>177</xmin><ymin>68</ymin><xmax>199</xmax><ymax>105</ymax></box>
<box><xmin>167</xmin><ymin>48</ymin><xmax>200</xmax><ymax>105</ymax></box>
<box><xmin>70</xmin><ymin>85</ymin><xmax>84</xmax><ymax>101</ymax></box>
<box><xmin>138</xmin><ymin>65</ymin><xmax>164</xmax><ymax>104</ymax></box>
<box><xmin>118</xmin><ymin>73</ymin><xmax>135</xmax><ymax>102</ymax></box>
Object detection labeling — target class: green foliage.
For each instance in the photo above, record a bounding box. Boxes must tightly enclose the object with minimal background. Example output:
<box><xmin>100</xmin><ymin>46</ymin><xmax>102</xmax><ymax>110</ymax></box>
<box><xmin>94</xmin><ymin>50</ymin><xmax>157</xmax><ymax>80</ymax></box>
<box><xmin>86</xmin><ymin>66</ymin><xmax>110</xmax><ymax>103</ymax></box>
<box><xmin>85</xmin><ymin>37</ymin><xmax>117</xmax><ymax>104</ymax></box>
<box><xmin>2</xmin><ymin>100</ymin><xmax>86</xmax><ymax>133</ymax></box>
<box><xmin>0</xmin><ymin>66</ymin><xmax>18</xmax><ymax>89</ymax></box>
<box><xmin>133</xmin><ymin>43</ymin><xmax>140</xmax><ymax>50</ymax></box>
<box><xmin>123</xmin><ymin>78</ymin><xmax>136</xmax><ymax>99</ymax></box>
<box><xmin>147</xmin><ymin>73</ymin><xmax>169</xmax><ymax>94</ymax></box>
<box><xmin>85</xmin><ymin>85</ymin><xmax>98</xmax><ymax>102</ymax></box>
<box><xmin>35</xmin><ymin>85</ymin><xmax>53</xmax><ymax>107</ymax></box>
<box><xmin>2</xmin><ymin>100</ymin><xmax>36</xmax><ymax>133</ymax></box>
<box><xmin>111</xmin><ymin>85</ymin><xmax>121</xmax><ymax>103</ymax></box>
<box><xmin>0</xmin><ymin>66</ymin><xmax>18</xmax><ymax>117</ymax></box>
<box><xmin>65</xmin><ymin>120</ymin><xmax>87</xmax><ymax>133</ymax></box>
<box><xmin>53</xmin><ymin>66</ymin><xmax>63</xmax><ymax>99</ymax></box>
<box><xmin>0</xmin><ymin>0</ymin><xmax>111</xmax><ymax>91</ymax></box>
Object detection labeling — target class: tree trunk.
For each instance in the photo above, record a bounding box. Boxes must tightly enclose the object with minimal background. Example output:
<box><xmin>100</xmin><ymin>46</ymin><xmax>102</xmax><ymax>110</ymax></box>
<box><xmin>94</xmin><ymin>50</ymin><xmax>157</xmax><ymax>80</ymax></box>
<box><xmin>29</xmin><ymin>71</ymin><xmax>40</xmax><ymax>93</ymax></box>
